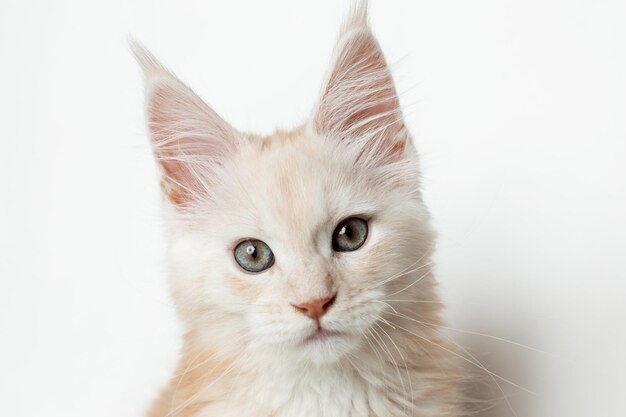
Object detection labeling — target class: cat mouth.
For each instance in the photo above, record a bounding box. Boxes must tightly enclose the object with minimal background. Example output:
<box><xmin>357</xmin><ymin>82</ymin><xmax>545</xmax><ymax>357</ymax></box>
<box><xmin>303</xmin><ymin>327</ymin><xmax>344</xmax><ymax>344</ymax></box>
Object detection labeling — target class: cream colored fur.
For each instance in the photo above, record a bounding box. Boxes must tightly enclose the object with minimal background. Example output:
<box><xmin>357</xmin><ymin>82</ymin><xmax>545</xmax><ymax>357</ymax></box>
<box><xmin>134</xmin><ymin>2</ymin><xmax>465</xmax><ymax>416</ymax></box>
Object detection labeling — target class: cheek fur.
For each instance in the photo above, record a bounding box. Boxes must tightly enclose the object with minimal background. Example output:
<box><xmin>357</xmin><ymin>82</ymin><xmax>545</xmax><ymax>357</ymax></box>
<box><xmin>227</xmin><ymin>274</ymin><xmax>263</xmax><ymax>301</ymax></box>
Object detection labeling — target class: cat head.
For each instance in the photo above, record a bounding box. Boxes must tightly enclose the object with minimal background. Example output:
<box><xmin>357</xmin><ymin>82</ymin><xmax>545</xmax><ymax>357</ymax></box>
<box><xmin>134</xmin><ymin>1</ymin><xmax>436</xmax><ymax>365</ymax></box>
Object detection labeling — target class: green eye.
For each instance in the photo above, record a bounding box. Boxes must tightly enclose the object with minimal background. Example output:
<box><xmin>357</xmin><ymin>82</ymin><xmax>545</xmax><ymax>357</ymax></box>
<box><xmin>332</xmin><ymin>217</ymin><xmax>368</xmax><ymax>252</ymax></box>
<box><xmin>234</xmin><ymin>239</ymin><xmax>274</xmax><ymax>273</ymax></box>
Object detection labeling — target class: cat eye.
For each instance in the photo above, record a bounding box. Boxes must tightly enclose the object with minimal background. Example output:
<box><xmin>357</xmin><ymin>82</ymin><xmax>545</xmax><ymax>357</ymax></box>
<box><xmin>332</xmin><ymin>217</ymin><xmax>368</xmax><ymax>252</ymax></box>
<box><xmin>234</xmin><ymin>239</ymin><xmax>274</xmax><ymax>273</ymax></box>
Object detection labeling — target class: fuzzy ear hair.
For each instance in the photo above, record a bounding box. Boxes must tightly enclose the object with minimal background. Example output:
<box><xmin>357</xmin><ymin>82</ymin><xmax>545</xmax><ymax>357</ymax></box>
<box><xmin>313</xmin><ymin>1</ymin><xmax>407</xmax><ymax>165</ymax></box>
<box><xmin>131</xmin><ymin>40</ymin><xmax>237</xmax><ymax>207</ymax></box>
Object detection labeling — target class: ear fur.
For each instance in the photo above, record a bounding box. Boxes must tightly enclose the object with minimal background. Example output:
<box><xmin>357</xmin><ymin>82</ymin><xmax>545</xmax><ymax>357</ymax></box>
<box><xmin>313</xmin><ymin>0</ymin><xmax>407</xmax><ymax>165</ymax></box>
<box><xmin>131</xmin><ymin>40</ymin><xmax>237</xmax><ymax>207</ymax></box>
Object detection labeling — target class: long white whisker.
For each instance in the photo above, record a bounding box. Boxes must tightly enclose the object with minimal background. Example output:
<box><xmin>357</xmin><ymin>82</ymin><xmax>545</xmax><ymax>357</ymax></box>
<box><xmin>385</xmin><ymin>314</ymin><xmax>535</xmax><ymax>396</ymax></box>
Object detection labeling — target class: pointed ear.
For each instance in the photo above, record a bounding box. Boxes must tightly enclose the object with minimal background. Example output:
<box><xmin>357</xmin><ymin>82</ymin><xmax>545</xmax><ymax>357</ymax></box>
<box><xmin>313</xmin><ymin>2</ymin><xmax>407</xmax><ymax>165</ymax></box>
<box><xmin>131</xmin><ymin>41</ymin><xmax>237</xmax><ymax>207</ymax></box>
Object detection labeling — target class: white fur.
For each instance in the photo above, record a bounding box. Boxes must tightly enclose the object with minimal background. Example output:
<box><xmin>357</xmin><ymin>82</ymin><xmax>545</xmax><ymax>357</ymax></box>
<box><xmin>134</xmin><ymin>1</ymin><xmax>463</xmax><ymax>416</ymax></box>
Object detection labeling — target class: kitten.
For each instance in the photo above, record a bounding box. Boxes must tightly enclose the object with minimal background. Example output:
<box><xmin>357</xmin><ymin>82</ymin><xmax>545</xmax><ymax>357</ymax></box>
<box><xmin>133</xmin><ymin>1</ymin><xmax>463</xmax><ymax>416</ymax></box>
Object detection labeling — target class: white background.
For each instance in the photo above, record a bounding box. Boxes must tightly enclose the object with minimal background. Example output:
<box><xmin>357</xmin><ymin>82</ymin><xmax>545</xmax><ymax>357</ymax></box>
<box><xmin>1</xmin><ymin>1</ymin><xmax>625</xmax><ymax>416</ymax></box>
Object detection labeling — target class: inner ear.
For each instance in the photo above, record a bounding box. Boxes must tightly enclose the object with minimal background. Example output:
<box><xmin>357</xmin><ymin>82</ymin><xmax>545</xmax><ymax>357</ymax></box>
<box><xmin>132</xmin><ymin>42</ymin><xmax>238</xmax><ymax>208</ymax></box>
<box><xmin>317</xmin><ymin>31</ymin><xmax>400</xmax><ymax>137</ymax></box>
<box><xmin>314</xmin><ymin>26</ymin><xmax>406</xmax><ymax>165</ymax></box>
<box><xmin>147</xmin><ymin>78</ymin><xmax>237</xmax><ymax>206</ymax></box>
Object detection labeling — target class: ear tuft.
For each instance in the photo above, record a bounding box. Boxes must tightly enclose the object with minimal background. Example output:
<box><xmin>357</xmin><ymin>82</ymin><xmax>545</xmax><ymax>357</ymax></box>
<box><xmin>340</xmin><ymin>0</ymin><xmax>369</xmax><ymax>37</ymax></box>
<box><xmin>129</xmin><ymin>38</ymin><xmax>171</xmax><ymax>80</ymax></box>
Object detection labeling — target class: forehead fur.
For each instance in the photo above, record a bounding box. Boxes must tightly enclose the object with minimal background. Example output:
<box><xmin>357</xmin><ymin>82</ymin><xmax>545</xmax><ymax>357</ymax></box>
<box><xmin>203</xmin><ymin>126</ymin><xmax>417</xmax><ymax>238</ymax></box>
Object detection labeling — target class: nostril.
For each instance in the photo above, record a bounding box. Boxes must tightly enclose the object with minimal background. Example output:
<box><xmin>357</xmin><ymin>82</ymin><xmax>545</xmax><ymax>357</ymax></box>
<box><xmin>322</xmin><ymin>294</ymin><xmax>337</xmax><ymax>312</ymax></box>
<box><xmin>293</xmin><ymin>304</ymin><xmax>309</xmax><ymax>314</ymax></box>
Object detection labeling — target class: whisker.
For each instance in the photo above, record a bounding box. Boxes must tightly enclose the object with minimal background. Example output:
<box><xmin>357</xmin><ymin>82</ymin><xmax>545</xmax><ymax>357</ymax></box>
<box><xmin>384</xmin><ymin>266</ymin><xmax>435</xmax><ymax>298</ymax></box>
<box><xmin>369</xmin><ymin>326</ymin><xmax>411</xmax><ymax>412</ymax></box>
<box><xmin>369</xmin><ymin>255</ymin><xmax>433</xmax><ymax>290</ymax></box>
<box><xmin>381</xmin><ymin>308</ymin><xmax>555</xmax><ymax>357</ymax></box>
<box><xmin>388</xmin><ymin>319</ymin><xmax>525</xmax><ymax>417</ymax></box>
<box><xmin>374</xmin><ymin>322</ymin><xmax>415</xmax><ymax>416</ymax></box>
<box><xmin>384</xmin><ymin>313</ymin><xmax>535</xmax><ymax>396</ymax></box>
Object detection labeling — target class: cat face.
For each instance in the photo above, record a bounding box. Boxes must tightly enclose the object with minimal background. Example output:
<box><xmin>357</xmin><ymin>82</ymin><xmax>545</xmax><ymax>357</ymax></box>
<box><xmin>168</xmin><ymin>132</ymin><xmax>432</xmax><ymax>364</ymax></box>
<box><xmin>135</xmin><ymin>9</ymin><xmax>434</xmax><ymax>364</ymax></box>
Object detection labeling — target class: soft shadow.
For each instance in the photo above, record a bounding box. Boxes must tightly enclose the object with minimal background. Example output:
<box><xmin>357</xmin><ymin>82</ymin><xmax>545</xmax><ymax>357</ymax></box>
<box><xmin>456</xmin><ymin>315</ymin><xmax>536</xmax><ymax>417</ymax></box>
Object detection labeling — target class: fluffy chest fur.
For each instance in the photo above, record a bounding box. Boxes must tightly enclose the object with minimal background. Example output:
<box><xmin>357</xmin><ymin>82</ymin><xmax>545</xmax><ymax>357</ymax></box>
<box><xmin>149</xmin><ymin>322</ymin><xmax>462</xmax><ymax>417</ymax></box>
<box><xmin>197</xmin><ymin>366</ymin><xmax>382</xmax><ymax>417</ymax></box>
<box><xmin>202</xmin><ymin>367</ymin><xmax>457</xmax><ymax>417</ymax></box>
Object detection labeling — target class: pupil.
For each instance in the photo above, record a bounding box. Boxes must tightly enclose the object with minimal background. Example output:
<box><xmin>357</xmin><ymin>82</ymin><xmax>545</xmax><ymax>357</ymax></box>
<box><xmin>246</xmin><ymin>244</ymin><xmax>257</xmax><ymax>259</ymax></box>
<box><xmin>341</xmin><ymin>224</ymin><xmax>353</xmax><ymax>239</ymax></box>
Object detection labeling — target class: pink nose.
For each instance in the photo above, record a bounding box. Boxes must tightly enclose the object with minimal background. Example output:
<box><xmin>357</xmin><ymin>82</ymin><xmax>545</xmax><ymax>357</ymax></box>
<box><xmin>292</xmin><ymin>294</ymin><xmax>337</xmax><ymax>321</ymax></box>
